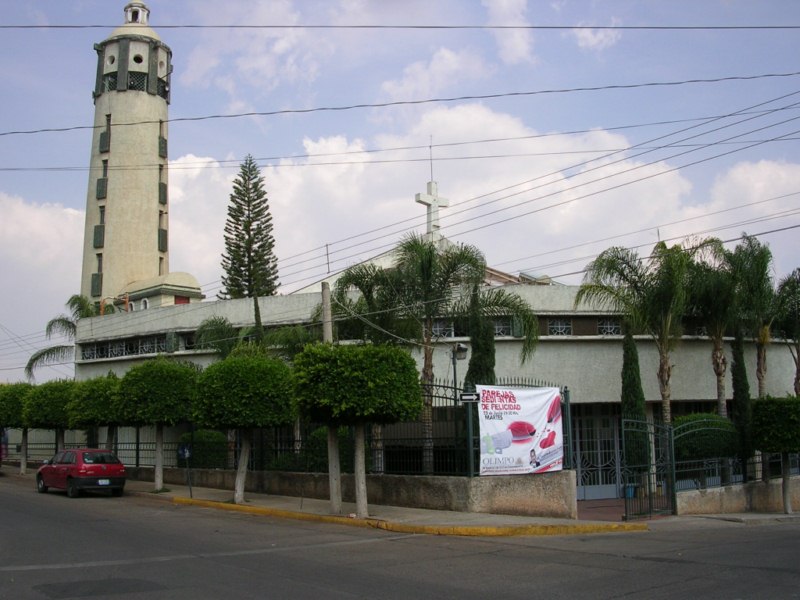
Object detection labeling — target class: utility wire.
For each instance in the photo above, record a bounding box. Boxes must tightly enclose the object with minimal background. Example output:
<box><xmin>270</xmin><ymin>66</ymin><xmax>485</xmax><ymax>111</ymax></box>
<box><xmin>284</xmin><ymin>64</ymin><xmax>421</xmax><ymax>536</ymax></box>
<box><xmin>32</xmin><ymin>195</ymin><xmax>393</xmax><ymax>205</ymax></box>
<box><xmin>2</xmin><ymin>71</ymin><xmax>799</xmax><ymax>137</ymax></box>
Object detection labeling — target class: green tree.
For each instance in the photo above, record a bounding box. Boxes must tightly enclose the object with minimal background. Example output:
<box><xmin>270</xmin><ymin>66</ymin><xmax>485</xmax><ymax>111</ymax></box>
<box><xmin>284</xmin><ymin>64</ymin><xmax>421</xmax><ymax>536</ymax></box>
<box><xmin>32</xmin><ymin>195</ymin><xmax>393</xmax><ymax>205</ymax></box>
<box><xmin>336</xmin><ymin>233</ymin><xmax>538</xmax><ymax>473</ymax></box>
<box><xmin>774</xmin><ymin>268</ymin><xmax>800</xmax><ymax>395</ymax></box>
<box><xmin>23</xmin><ymin>380</ymin><xmax>76</xmax><ymax>452</ymax></box>
<box><xmin>576</xmin><ymin>242</ymin><xmax>693</xmax><ymax>423</ymax></box>
<box><xmin>25</xmin><ymin>294</ymin><xmax>114</xmax><ymax>380</ymax></box>
<box><xmin>730</xmin><ymin>328</ymin><xmax>753</xmax><ymax>476</ymax></box>
<box><xmin>195</xmin><ymin>354</ymin><xmax>293</xmax><ymax>504</ymax></box>
<box><xmin>67</xmin><ymin>374</ymin><xmax>121</xmax><ymax>449</ymax></box>
<box><xmin>686</xmin><ymin>238</ymin><xmax>738</xmax><ymax>417</ymax></box>
<box><xmin>463</xmin><ymin>284</ymin><xmax>496</xmax><ymax>391</ymax></box>
<box><xmin>293</xmin><ymin>343</ymin><xmax>422</xmax><ymax>517</ymax></box>
<box><xmin>620</xmin><ymin>328</ymin><xmax>649</xmax><ymax>471</ymax></box>
<box><xmin>752</xmin><ymin>395</ymin><xmax>800</xmax><ymax>514</ymax></box>
<box><xmin>729</xmin><ymin>234</ymin><xmax>775</xmax><ymax>400</ymax></box>
<box><xmin>118</xmin><ymin>358</ymin><xmax>197</xmax><ymax>491</ymax></box>
<box><xmin>195</xmin><ymin>316</ymin><xmax>242</xmax><ymax>359</ymax></box>
<box><xmin>0</xmin><ymin>383</ymin><xmax>32</xmax><ymax>473</ymax></box>
<box><xmin>219</xmin><ymin>155</ymin><xmax>279</xmax><ymax>339</ymax></box>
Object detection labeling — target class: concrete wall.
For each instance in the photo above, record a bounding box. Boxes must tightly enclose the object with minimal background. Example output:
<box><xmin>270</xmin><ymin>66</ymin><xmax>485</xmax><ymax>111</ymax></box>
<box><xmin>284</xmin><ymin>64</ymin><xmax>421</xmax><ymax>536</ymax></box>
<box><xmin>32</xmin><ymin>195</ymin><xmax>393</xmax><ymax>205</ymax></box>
<box><xmin>676</xmin><ymin>476</ymin><xmax>800</xmax><ymax>515</ymax></box>
<box><xmin>127</xmin><ymin>468</ymin><xmax>578</xmax><ymax>519</ymax></box>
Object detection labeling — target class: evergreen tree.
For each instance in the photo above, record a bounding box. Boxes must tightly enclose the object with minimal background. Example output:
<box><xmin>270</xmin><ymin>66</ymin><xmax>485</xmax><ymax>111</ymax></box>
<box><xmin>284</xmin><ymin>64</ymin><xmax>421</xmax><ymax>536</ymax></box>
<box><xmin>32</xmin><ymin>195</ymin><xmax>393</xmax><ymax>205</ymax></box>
<box><xmin>464</xmin><ymin>285</ymin><xmax>496</xmax><ymax>391</ymax></box>
<box><xmin>220</xmin><ymin>155</ymin><xmax>279</xmax><ymax>337</ymax></box>
<box><xmin>620</xmin><ymin>329</ymin><xmax>646</xmax><ymax>420</ymax></box>
<box><xmin>731</xmin><ymin>327</ymin><xmax>753</xmax><ymax>478</ymax></box>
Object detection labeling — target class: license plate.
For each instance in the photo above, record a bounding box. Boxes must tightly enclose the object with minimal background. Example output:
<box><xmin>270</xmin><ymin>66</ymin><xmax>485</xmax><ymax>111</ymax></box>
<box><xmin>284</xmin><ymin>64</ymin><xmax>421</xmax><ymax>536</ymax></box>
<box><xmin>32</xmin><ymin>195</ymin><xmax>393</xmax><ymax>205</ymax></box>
<box><xmin>98</xmin><ymin>479</ymin><xmax>110</xmax><ymax>486</ymax></box>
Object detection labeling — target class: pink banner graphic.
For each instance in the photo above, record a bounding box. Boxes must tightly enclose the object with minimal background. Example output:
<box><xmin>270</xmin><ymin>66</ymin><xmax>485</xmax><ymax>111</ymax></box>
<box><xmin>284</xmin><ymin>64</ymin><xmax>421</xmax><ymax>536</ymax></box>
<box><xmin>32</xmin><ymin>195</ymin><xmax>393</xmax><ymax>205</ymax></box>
<box><xmin>476</xmin><ymin>385</ymin><xmax>563</xmax><ymax>476</ymax></box>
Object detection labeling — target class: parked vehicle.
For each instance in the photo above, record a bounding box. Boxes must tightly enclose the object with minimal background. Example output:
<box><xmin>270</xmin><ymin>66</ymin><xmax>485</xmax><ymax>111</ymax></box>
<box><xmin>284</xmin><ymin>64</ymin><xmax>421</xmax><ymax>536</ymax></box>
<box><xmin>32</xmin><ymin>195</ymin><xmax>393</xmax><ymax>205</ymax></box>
<box><xmin>36</xmin><ymin>448</ymin><xmax>126</xmax><ymax>497</ymax></box>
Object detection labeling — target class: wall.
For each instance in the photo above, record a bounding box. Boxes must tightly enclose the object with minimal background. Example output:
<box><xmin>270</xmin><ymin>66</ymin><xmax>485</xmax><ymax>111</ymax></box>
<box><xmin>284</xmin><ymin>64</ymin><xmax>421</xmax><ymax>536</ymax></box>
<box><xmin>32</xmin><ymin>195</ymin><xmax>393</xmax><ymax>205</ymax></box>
<box><xmin>676</xmin><ymin>476</ymin><xmax>800</xmax><ymax>515</ymax></box>
<box><xmin>127</xmin><ymin>467</ymin><xmax>578</xmax><ymax>519</ymax></box>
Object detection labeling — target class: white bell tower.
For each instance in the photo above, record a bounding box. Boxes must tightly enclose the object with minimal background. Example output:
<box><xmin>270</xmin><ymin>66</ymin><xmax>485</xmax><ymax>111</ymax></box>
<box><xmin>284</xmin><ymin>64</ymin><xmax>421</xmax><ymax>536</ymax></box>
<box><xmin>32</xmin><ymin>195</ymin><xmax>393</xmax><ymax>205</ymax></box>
<box><xmin>79</xmin><ymin>2</ymin><xmax>174</xmax><ymax>305</ymax></box>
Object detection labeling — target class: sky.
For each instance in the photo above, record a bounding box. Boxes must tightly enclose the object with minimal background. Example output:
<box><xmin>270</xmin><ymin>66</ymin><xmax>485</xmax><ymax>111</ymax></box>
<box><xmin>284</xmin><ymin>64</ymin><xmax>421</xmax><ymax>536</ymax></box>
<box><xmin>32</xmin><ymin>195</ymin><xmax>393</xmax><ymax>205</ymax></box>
<box><xmin>2</xmin><ymin>0</ymin><xmax>800</xmax><ymax>383</ymax></box>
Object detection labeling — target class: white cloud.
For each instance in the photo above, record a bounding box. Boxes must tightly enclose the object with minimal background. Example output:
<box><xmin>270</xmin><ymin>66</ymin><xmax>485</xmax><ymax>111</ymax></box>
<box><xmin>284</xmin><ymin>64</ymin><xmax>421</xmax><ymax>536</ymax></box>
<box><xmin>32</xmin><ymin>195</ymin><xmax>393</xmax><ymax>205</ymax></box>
<box><xmin>571</xmin><ymin>19</ymin><xmax>623</xmax><ymax>51</ymax></box>
<box><xmin>0</xmin><ymin>192</ymin><xmax>83</xmax><ymax>383</ymax></box>
<box><xmin>482</xmin><ymin>0</ymin><xmax>536</xmax><ymax>65</ymax></box>
<box><xmin>704</xmin><ymin>160</ymin><xmax>800</xmax><ymax>277</ymax></box>
<box><xmin>381</xmin><ymin>47</ymin><xmax>491</xmax><ymax>102</ymax></box>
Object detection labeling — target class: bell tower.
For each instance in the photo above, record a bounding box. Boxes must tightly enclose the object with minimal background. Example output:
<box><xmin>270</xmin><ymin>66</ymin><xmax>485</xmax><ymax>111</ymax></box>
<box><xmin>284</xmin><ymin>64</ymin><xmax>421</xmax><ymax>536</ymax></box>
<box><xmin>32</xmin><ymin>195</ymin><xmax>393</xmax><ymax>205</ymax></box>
<box><xmin>80</xmin><ymin>2</ymin><xmax>173</xmax><ymax>305</ymax></box>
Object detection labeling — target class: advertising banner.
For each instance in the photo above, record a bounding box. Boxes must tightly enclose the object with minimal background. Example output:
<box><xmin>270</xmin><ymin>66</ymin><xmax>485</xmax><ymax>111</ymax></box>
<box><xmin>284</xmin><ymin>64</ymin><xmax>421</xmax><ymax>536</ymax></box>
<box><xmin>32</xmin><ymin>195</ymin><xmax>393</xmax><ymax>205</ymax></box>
<box><xmin>476</xmin><ymin>385</ymin><xmax>563</xmax><ymax>476</ymax></box>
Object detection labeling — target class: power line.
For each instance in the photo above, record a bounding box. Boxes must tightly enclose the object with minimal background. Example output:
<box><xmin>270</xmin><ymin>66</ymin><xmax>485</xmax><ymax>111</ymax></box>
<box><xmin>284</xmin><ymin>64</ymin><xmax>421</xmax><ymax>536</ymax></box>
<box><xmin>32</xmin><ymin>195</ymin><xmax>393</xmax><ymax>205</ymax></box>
<box><xmin>3</xmin><ymin>71</ymin><xmax>799</xmax><ymax>137</ymax></box>
<box><xmin>4</xmin><ymin>24</ymin><xmax>800</xmax><ymax>31</ymax></box>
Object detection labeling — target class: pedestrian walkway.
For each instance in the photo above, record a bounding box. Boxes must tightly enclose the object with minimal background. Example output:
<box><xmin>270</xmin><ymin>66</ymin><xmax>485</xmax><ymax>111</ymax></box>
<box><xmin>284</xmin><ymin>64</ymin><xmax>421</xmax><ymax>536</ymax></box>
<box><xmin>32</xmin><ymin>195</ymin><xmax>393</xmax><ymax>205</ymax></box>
<box><xmin>122</xmin><ymin>477</ymin><xmax>646</xmax><ymax>536</ymax></box>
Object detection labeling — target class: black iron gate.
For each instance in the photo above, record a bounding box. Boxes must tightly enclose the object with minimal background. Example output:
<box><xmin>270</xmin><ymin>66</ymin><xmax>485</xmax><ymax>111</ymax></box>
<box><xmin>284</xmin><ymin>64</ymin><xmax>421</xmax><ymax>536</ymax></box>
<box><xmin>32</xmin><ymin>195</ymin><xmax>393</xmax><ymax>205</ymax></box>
<box><xmin>621</xmin><ymin>418</ymin><xmax>675</xmax><ymax>520</ymax></box>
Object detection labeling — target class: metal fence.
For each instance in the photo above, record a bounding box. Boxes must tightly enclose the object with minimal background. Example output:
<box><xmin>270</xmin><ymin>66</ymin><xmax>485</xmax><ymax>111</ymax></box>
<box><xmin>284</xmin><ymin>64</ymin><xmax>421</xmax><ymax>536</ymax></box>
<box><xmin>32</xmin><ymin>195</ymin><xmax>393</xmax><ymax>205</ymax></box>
<box><xmin>4</xmin><ymin>379</ymin><xmax>571</xmax><ymax>478</ymax></box>
<box><xmin>622</xmin><ymin>417</ymin><xmax>800</xmax><ymax>520</ymax></box>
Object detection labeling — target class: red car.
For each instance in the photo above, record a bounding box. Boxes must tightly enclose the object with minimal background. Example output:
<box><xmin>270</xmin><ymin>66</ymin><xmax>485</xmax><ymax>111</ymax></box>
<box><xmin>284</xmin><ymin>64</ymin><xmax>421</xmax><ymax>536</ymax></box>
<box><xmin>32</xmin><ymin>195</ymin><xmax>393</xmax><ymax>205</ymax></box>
<box><xmin>36</xmin><ymin>448</ymin><xmax>126</xmax><ymax>498</ymax></box>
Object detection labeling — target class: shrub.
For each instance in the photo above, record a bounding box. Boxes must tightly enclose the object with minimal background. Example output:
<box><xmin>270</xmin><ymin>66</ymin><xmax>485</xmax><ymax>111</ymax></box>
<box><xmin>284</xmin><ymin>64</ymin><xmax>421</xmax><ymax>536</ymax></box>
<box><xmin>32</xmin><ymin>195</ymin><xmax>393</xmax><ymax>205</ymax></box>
<box><xmin>673</xmin><ymin>413</ymin><xmax>737</xmax><ymax>461</ymax></box>
<box><xmin>177</xmin><ymin>430</ymin><xmax>228</xmax><ymax>469</ymax></box>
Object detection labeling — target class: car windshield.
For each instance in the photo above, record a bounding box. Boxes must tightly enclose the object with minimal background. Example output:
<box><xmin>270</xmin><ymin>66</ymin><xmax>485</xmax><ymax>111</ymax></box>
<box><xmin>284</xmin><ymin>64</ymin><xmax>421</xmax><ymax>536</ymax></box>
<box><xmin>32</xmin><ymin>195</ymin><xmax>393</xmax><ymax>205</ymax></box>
<box><xmin>82</xmin><ymin>452</ymin><xmax>120</xmax><ymax>465</ymax></box>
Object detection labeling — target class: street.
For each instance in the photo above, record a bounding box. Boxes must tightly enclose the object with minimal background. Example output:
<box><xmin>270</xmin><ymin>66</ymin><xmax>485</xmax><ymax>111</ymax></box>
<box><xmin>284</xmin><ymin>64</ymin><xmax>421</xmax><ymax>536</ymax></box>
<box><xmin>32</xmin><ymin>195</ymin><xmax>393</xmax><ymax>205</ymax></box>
<box><xmin>1</xmin><ymin>474</ymin><xmax>798</xmax><ymax>599</ymax></box>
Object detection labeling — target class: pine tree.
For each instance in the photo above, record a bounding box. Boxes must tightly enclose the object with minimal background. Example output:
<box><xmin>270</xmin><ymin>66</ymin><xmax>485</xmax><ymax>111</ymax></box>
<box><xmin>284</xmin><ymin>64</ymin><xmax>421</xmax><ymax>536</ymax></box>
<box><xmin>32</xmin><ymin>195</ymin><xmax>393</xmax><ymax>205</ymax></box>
<box><xmin>220</xmin><ymin>155</ymin><xmax>279</xmax><ymax>336</ymax></box>
<box><xmin>464</xmin><ymin>285</ymin><xmax>496</xmax><ymax>391</ymax></box>
<box><xmin>731</xmin><ymin>327</ymin><xmax>753</xmax><ymax>478</ymax></box>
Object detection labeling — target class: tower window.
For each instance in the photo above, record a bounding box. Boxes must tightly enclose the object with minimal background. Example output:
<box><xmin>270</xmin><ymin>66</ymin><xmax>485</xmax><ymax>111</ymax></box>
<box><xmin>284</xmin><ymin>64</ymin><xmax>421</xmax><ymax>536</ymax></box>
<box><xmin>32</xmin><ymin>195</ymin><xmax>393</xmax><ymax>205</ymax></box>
<box><xmin>99</xmin><ymin>205</ymin><xmax>105</xmax><ymax>225</ymax></box>
<box><xmin>96</xmin><ymin>253</ymin><xmax>103</xmax><ymax>273</ymax></box>
<box><xmin>102</xmin><ymin>159</ymin><xmax>108</xmax><ymax>177</ymax></box>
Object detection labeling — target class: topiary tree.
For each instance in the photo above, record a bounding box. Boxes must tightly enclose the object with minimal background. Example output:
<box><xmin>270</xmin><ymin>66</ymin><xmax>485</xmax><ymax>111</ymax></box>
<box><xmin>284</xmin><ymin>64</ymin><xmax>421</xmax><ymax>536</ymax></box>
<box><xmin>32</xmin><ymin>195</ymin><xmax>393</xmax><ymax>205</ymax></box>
<box><xmin>620</xmin><ymin>328</ymin><xmax>650</xmax><ymax>475</ymax></box>
<box><xmin>23</xmin><ymin>380</ymin><xmax>76</xmax><ymax>454</ymax></box>
<box><xmin>672</xmin><ymin>413</ymin><xmax>738</xmax><ymax>461</ymax></box>
<box><xmin>195</xmin><ymin>354</ymin><xmax>293</xmax><ymax>504</ymax></box>
<box><xmin>752</xmin><ymin>395</ymin><xmax>800</xmax><ymax>514</ymax></box>
<box><xmin>0</xmin><ymin>383</ymin><xmax>32</xmax><ymax>473</ymax></box>
<box><xmin>464</xmin><ymin>284</ymin><xmax>496</xmax><ymax>390</ymax></box>
<box><xmin>118</xmin><ymin>358</ymin><xmax>197</xmax><ymax>491</ymax></box>
<box><xmin>67</xmin><ymin>374</ymin><xmax>121</xmax><ymax>449</ymax></box>
<box><xmin>731</xmin><ymin>328</ymin><xmax>754</xmax><ymax>480</ymax></box>
<box><xmin>293</xmin><ymin>343</ymin><xmax>422</xmax><ymax>518</ymax></box>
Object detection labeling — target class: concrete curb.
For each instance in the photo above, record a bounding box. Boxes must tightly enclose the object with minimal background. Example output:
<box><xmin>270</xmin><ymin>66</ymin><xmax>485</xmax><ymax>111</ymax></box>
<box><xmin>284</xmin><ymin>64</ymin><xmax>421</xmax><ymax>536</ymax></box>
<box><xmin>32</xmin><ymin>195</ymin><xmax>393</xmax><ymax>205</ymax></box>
<box><xmin>169</xmin><ymin>496</ymin><xmax>649</xmax><ymax>537</ymax></box>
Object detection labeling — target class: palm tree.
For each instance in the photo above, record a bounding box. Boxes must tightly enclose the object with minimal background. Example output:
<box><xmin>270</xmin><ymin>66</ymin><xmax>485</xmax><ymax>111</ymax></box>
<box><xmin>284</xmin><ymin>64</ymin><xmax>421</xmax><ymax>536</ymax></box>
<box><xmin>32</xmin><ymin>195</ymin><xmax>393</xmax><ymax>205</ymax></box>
<box><xmin>687</xmin><ymin>238</ymin><xmax>738</xmax><ymax>417</ymax></box>
<box><xmin>576</xmin><ymin>242</ymin><xmax>693</xmax><ymax>423</ymax></box>
<box><xmin>25</xmin><ymin>295</ymin><xmax>113</xmax><ymax>380</ymax></box>
<box><xmin>728</xmin><ymin>235</ymin><xmax>775</xmax><ymax>399</ymax></box>
<box><xmin>775</xmin><ymin>268</ymin><xmax>800</xmax><ymax>395</ymax></box>
<box><xmin>336</xmin><ymin>233</ymin><xmax>539</xmax><ymax>473</ymax></box>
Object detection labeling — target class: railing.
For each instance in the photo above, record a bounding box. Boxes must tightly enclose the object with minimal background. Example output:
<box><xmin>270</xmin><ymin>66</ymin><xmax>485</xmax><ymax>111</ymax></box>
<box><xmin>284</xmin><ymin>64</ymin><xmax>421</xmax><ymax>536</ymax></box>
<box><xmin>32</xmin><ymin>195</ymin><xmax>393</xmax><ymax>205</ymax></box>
<box><xmin>4</xmin><ymin>381</ymin><xmax>572</xmax><ymax>478</ymax></box>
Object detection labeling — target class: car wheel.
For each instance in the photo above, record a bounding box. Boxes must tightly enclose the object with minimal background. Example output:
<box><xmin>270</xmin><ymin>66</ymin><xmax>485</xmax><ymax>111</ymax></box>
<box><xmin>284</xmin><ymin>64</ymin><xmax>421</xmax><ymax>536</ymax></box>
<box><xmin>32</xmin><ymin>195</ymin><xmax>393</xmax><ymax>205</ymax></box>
<box><xmin>66</xmin><ymin>479</ymin><xmax>80</xmax><ymax>498</ymax></box>
<box><xmin>111</xmin><ymin>488</ymin><xmax>124</xmax><ymax>497</ymax></box>
<box><xmin>36</xmin><ymin>476</ymin><xmax>48</xmax><ymax>493</ymax></box>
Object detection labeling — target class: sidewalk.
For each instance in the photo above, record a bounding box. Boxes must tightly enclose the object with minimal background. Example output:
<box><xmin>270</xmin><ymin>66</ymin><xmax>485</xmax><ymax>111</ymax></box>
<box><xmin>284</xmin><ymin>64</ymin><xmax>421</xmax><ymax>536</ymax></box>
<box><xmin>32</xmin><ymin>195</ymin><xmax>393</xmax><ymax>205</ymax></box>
<box><xmin>123</xmin><ymin>477</ymin><xmax>647</xmax><ymax>536</ymax></box>
<box><xmin>7</xmin><ymin>470</ymin><xmax>799</xmax><ymax>536</ymax></box>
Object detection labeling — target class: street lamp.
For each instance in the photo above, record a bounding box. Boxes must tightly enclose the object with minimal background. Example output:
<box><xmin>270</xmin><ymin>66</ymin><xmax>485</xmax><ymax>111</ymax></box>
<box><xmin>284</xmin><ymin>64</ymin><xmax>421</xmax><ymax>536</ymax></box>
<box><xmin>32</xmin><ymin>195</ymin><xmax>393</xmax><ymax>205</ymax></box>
<box><xmin>451</xmin><ymin>343</ymin><xmax>468</xmax><ymax>391</ymax></box>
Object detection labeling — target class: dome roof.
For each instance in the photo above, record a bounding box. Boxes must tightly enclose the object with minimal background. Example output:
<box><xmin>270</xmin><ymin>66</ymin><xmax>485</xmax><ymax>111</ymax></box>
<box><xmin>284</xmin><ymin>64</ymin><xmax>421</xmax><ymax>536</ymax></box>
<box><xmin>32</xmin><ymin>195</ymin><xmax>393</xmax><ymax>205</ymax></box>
<box><xmin>106</xmin><ymin>2</ymin><xmax>161</xmax><ymax>42</ymax></box>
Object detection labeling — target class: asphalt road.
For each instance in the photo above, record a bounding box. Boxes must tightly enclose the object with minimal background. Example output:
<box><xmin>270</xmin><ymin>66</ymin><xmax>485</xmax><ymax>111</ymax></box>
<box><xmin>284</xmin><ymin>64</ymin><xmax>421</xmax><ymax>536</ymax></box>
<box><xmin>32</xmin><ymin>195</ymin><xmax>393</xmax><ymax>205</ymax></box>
<box><xmin>1</xmin><ymin>474</ymin><xmax>798</xmax><ymax>600</ymax></box>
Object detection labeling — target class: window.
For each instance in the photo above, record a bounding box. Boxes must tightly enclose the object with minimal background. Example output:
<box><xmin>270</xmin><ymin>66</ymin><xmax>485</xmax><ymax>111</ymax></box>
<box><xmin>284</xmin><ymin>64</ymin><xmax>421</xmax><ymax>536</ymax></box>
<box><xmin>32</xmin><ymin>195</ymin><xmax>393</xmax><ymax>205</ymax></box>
<box><xmin>102</xmin><ymin>159</ymin><xmax>108</xmax><ymax>178</ymax></box>
<box><xmin>141</xmin><ymin>298</ymin><xmax>149</xmax><ymax>310</ymax></box>
<box><xmin>96</xmin><ymin>253</ymin><xmax>103</xmax><ymax>273</ymax></box>
<box><xmin>494</xmin><ymin>317</ymin><xmax>513</xmax><ymax>336</ymax></box>
<box><xmin>548</xmin><ymin>318</ymin><xmax>572</xmax><ymax>336</ymax></box>
<box><xmin>432</xmin><ymin>319</ymin><xmax>454</xmax><ymax>338</ymax></box>
<box><xmin>99</xmin><ymin>205</ymin><xmax>105</xmax><ymax>225</ymax></box>
<box><xmin>598</xmin><ymin>318</ymin><xmax>622</xmax><ymax>335</ymax></box>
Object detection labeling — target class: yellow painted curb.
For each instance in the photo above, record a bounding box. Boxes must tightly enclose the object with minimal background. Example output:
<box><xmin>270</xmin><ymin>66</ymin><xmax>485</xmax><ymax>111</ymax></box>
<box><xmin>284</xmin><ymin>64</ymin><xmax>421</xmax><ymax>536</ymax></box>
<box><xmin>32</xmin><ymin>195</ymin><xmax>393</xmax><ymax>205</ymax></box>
<box><xmin>172</xmin><ymin>497</ymin><xmax>648</xmax><ymax>537</ymax></box>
